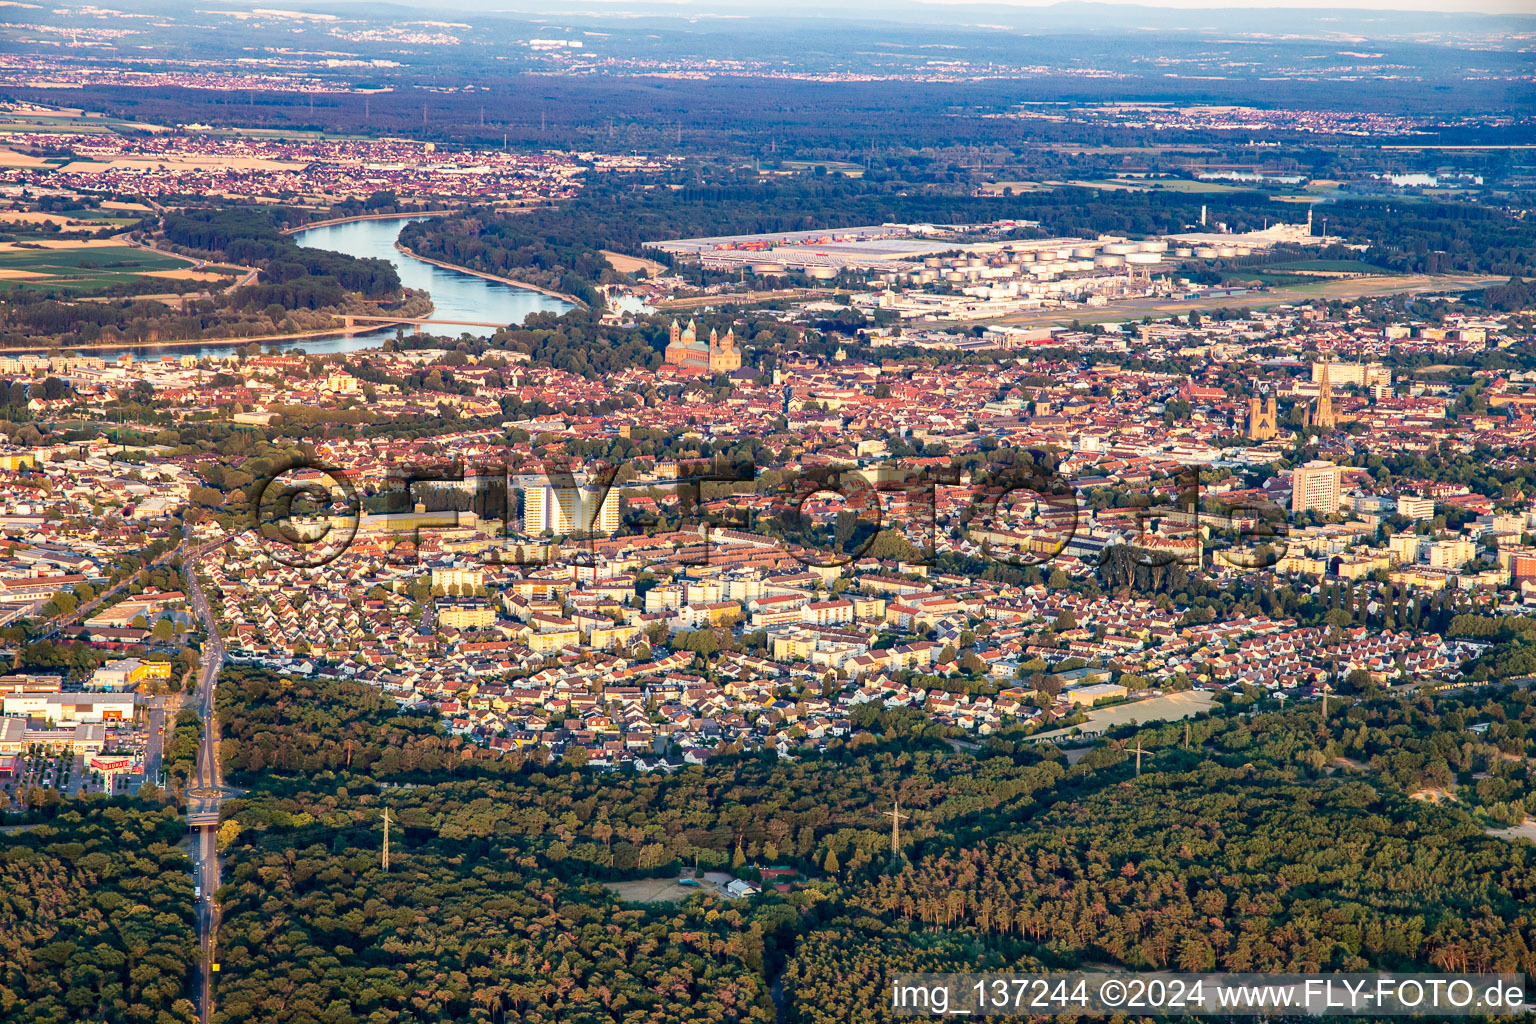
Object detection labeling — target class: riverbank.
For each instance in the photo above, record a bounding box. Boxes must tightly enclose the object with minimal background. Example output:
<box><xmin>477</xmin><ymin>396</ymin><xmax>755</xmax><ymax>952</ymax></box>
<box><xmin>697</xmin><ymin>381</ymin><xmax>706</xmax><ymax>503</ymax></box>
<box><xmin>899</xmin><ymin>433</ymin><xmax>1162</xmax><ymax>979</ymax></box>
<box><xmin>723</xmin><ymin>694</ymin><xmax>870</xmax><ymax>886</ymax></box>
<box><xmin>279</xmin><ymin>200</ymin><xmax>554</xmax><ymax>236</ymax></box>
<box><xmin>279</xmin><ymin>210</ymin><xmax>456</xmax><ymax>235</ymax></box>
<box><xmin>0</xmin><ymin>322</ymin><xmax>385</xmax><ymax>357</ymax></box>
<box><xmin>394</xmin><ymin>242</ymin><xmax>587</xmax><ymax>309</ymax></box>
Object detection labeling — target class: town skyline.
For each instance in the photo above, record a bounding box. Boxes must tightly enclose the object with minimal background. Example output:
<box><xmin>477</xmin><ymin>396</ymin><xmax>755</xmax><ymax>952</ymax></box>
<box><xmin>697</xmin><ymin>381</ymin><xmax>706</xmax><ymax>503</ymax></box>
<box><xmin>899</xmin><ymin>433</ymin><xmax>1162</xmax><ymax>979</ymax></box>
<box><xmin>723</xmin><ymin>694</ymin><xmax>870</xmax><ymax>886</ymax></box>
<box><xmin>0</xmin><ymin>3</ymin><xmax>1533</xmax><ymax>1023</ymax></box>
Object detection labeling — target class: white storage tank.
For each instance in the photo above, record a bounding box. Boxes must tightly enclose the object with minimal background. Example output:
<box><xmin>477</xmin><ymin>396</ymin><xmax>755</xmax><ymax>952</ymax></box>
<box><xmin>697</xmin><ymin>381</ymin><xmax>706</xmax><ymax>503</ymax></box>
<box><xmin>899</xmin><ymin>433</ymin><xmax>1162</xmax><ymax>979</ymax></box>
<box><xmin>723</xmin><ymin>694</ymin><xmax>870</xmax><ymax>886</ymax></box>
<box><xmin>1095</xmin><ymin>254</ymin><xmax>1126</xmax><ymax>268</ymax></box>
<box><xmin>1195</xmin><ymin>247</ymin><xmax>1218</xmax><ymax>259</ymax></box>
<box><xmin>1104</xmin><ymin>242</ymin><xmax>1138</xmax><ymax>255</ymax></box>
<box><xmin>1140</xmin><ymin>240</ymin><xmax>1168</xmax><ymax>252</ymax></box>
<box><xmin>1072</xmin><ymin>246</ymin><xmax>1097</xmax><ymax>259</ymax></box>
<box><xmin>804</xmin><ymin>266</ymin><xmax>838</xmax><ymax>280</ymax></box>
<box><xmin>1216</xmin><ymin>245</ymin><xmax>1237</xmax><ymax>257</ymax></box>
<box><xmin>1174</xmin><ymin>248</ymin><xmax>1193</xmax><ymax>258</ymax></box>
<box><xmin>750</xmin><ymin>262</ymin><xmax>787</xmax><ymax>275</ymax></box>
<box><xmin>1125</xmin><ymin>252</ymin><xmax>1162</xmax><ymax>266</ymax></box>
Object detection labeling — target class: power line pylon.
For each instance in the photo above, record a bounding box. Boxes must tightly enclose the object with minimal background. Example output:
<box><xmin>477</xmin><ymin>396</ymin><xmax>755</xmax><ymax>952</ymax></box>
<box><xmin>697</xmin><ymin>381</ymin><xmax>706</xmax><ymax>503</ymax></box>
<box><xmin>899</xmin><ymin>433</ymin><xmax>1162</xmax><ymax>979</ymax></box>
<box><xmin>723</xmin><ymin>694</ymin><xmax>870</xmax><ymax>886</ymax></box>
<box><xmin>886</xmin><ymin>799</ymin><xmax>908</xmax><ymax>860</ymax></box>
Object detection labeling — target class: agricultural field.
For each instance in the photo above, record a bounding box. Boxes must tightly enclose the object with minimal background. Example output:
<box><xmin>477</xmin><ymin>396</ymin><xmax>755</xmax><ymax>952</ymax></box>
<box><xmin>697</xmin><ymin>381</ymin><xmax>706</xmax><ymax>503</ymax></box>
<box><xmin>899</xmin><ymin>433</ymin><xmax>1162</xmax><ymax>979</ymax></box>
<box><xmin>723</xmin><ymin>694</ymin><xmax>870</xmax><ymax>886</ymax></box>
<box><xmin>975</xmin><ymin>180</ymin><xmax>1054</xmax><ymax>194</ymax></box>
<box><xmin>1052</xmin><ymin>177</ymin><xmax>1266</xmax><ymax>194</ymax></box>
<box><xmin>601</xmin><ymin>248</ymin><xmax>667</xmax><ymax>276</ymax></box>
<box><xmin>778</xmin><ymin>159</ymin><xmax>865</xmax><ymax>176</ymax></box>
<box><xmin>0</xmin><ymin>207</ymin><xmax>143</xmax><ymax>233</ymax></box>
<box><xmin>0</xmin><ymin>103</ymin><xmax>163</xmax><ymax>134</ymax></box>
<box><xmin>0</xmin><ymin>243</ymin><xmax>221</xmax><ymax>294</ymax></box>
<box><xmin>1256</xmin><ymin>258</ymin><xmax>1398</xmax><ymax>276</ymax></box>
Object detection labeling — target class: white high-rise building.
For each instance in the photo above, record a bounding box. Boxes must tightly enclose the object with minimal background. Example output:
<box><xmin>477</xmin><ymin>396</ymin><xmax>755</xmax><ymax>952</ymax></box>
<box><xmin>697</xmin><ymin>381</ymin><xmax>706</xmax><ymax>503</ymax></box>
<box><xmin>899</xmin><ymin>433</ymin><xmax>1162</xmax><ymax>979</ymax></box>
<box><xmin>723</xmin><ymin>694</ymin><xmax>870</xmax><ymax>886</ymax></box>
<box><xmin>522</xmin><ymin>483</ymin><xmax>620</xmax><ymax>536</ymax></box>
<box><xmin>1291</xmin><ymin>460</ymin><xmax>1342</xmax><ymax>517</ymax></box>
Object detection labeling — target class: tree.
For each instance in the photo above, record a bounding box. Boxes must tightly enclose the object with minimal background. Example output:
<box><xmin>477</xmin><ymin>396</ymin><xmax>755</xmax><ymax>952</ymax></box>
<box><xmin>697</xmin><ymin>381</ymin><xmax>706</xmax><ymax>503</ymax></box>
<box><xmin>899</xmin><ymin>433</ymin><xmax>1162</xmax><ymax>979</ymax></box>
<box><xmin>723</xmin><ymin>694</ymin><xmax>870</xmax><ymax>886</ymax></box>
<box><xmin>216</xmin><ymin>819</ymin><xmax>242</xmax><ymax>853</ymax></box>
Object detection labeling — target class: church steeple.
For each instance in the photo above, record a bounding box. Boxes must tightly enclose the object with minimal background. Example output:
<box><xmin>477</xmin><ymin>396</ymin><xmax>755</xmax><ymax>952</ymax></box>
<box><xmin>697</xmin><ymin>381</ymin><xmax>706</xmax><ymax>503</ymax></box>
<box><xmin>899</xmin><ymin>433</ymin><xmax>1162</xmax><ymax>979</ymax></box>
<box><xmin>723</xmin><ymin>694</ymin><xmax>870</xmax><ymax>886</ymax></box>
<box><xmin>1314</xmin><ymin>353</ymin><xmax>1336</xmax><ymax>430</ymax></box>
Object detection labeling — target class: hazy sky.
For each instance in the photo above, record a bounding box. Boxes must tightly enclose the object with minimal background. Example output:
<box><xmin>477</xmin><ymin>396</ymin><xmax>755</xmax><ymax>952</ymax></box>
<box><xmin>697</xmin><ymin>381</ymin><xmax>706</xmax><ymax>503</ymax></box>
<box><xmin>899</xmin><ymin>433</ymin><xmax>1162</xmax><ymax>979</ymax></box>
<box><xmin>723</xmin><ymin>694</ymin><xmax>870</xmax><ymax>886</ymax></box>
<box><xmin>903</xmin><ymin>0</ymin><xmax>1536</xmax><ymax>10</ymax></box>
<box><xmin>430</xmin><ymin>0</ymin><xmax>1536</xmax><ymax>15</ymax></box>
<box><xmin>897</xmin><ymin>0</ymin><xmax>1534</xmax><ymax>8</ymax></box>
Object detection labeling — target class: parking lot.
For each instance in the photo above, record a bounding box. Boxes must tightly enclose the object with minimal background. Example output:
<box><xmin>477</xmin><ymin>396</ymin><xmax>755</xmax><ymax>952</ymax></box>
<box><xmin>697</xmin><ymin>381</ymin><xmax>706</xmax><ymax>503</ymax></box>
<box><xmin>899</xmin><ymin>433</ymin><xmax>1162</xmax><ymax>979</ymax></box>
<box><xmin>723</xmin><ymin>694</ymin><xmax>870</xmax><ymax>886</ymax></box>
<box><xmin>0</xmin><ymin>711</ymin><xmax>157</xmax><ymax>805</ymax></box>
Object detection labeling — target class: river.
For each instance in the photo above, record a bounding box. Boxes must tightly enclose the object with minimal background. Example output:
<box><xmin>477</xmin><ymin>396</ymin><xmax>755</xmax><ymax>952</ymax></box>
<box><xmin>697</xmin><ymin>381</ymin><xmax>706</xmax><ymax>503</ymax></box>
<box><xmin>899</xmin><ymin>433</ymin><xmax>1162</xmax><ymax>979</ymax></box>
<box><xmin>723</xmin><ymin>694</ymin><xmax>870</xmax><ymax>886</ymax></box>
<box><xmin>55</xmin><ymin>216</ymin><xmax>574</xmax><ymax>361</ymax></box>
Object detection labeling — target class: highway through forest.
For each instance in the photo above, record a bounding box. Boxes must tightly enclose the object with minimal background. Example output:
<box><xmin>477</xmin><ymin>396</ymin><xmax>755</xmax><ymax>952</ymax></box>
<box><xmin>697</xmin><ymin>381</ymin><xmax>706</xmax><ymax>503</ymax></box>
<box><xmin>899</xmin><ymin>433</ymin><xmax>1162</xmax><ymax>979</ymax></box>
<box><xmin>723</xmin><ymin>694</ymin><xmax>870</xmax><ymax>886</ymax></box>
<box><xmin>181</xmin><ymin>525</ymin><xmax>227</xmax><ymax>1024</ymax></box>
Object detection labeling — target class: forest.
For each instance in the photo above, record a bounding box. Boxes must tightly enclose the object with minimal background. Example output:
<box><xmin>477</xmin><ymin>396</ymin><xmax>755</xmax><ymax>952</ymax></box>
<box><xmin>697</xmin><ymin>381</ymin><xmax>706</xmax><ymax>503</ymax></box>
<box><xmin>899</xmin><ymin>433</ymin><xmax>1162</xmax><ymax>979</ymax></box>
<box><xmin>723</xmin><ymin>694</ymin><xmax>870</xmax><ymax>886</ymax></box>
<box><xmin>162</xmin><ymin>208</ymin><xmax>401</xmax><ymax>306</ymax></box>
<box><xmin>0</xmin><ymin>803</ymin><xmax>199</xmax><ymax>1024</ymax></box>
<box><xmin>397</xmin><ymin>212</ymin><xmax>609</xmax><ymax>308</ymax></box>
<box><xmin>190</xmin><ymin>665</ymin><xmax>1536</xmax><ymax>1024</ymax></box>
<box><xmin>11</xmin><ymin>66</ymin><xmax>1532</xmax><ymax>160</ymax></box>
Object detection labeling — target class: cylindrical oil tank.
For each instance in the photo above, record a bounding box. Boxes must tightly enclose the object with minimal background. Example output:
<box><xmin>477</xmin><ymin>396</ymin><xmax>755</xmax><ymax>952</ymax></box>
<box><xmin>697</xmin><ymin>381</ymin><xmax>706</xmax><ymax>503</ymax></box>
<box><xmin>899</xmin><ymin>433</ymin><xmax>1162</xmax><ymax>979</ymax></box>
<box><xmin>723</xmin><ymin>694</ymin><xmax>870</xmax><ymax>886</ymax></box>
<box><xmin>1195</xmin><ymin>247</ymin><xmax>1218</xmax><ymax>258</ymax></box>
<box><xmin>803</xmin><ymin>266</ymin><xmax>838</xmax><ymax>280</ymax></box>
<box><xmin>1125</xmin><ymin>252</ymin><xmax>1162</xmax><ymax>266</ymax></box>
<box><xmin>1095</xmin><ymin>254</ymin><xmax>1126</xmax><ymax>268</ymax></box>
<box><xmin>1174</xmin><ymin>248</ymin><xmax>1193</xmax><ymax>258</ymax></box>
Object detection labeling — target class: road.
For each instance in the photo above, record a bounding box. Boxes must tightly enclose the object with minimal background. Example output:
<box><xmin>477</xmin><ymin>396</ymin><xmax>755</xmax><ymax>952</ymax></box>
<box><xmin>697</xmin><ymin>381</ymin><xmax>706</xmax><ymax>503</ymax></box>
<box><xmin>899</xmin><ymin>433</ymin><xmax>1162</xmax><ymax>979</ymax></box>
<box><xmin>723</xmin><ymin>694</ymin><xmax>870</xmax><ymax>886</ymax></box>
<box><xmin>121</xmin><ymin>232</ymin><xmax>259</xmax><ymax>294</ymax></box>
<box><xmin>40</xmin><ymin>537</ymin><xmax>198</xmax><ymax>641</ymax></box>
<box><xmin>181</xmin><ymin>527</ymin><xmax>227</xmax><ymax>1024</ymax></box>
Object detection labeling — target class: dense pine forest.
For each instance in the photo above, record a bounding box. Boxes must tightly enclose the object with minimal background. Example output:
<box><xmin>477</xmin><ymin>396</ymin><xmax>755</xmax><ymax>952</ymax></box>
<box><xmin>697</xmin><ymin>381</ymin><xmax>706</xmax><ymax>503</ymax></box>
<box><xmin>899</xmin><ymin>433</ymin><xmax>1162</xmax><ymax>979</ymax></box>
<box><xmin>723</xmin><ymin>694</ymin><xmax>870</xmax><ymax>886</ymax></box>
<box><xmin>0</xmin><ymin>804</ymin><xmax>199</xmax><ymax>1024</ymax></box>
<box><xmin>185</xmin><ymin>668</ymin><xmax>1536</xmax><ymax>1024</ymax></box>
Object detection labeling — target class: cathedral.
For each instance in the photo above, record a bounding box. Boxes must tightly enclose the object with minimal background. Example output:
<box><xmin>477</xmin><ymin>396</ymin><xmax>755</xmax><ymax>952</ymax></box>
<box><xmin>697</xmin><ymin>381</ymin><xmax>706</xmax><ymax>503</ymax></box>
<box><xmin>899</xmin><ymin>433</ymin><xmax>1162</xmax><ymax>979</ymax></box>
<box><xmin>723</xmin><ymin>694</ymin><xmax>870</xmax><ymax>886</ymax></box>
<box><xmin>1246</xmin><ymin>387</ymin><xmax>1277</xmax><ymax>441</ymax></box>
<box><xmin>665</xmin><ymin>318</ymin><xmax>742</xmax><ymax>373</ymax></box>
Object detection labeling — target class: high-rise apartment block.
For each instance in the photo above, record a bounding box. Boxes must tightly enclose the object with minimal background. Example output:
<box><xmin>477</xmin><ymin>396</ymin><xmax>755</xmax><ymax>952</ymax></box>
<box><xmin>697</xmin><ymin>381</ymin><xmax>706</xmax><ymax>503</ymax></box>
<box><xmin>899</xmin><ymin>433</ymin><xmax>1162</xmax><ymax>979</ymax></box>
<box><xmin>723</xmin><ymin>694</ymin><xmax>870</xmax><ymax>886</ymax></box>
<box><xmin>523</xmin><ymin>484</ymin><xmax>621</xmax><ymax>536</ymax></box>
<box><xmin>1291</xmin><ymin>460</ymin><xmax>1342</xmax><ymax>516</ymax></box>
